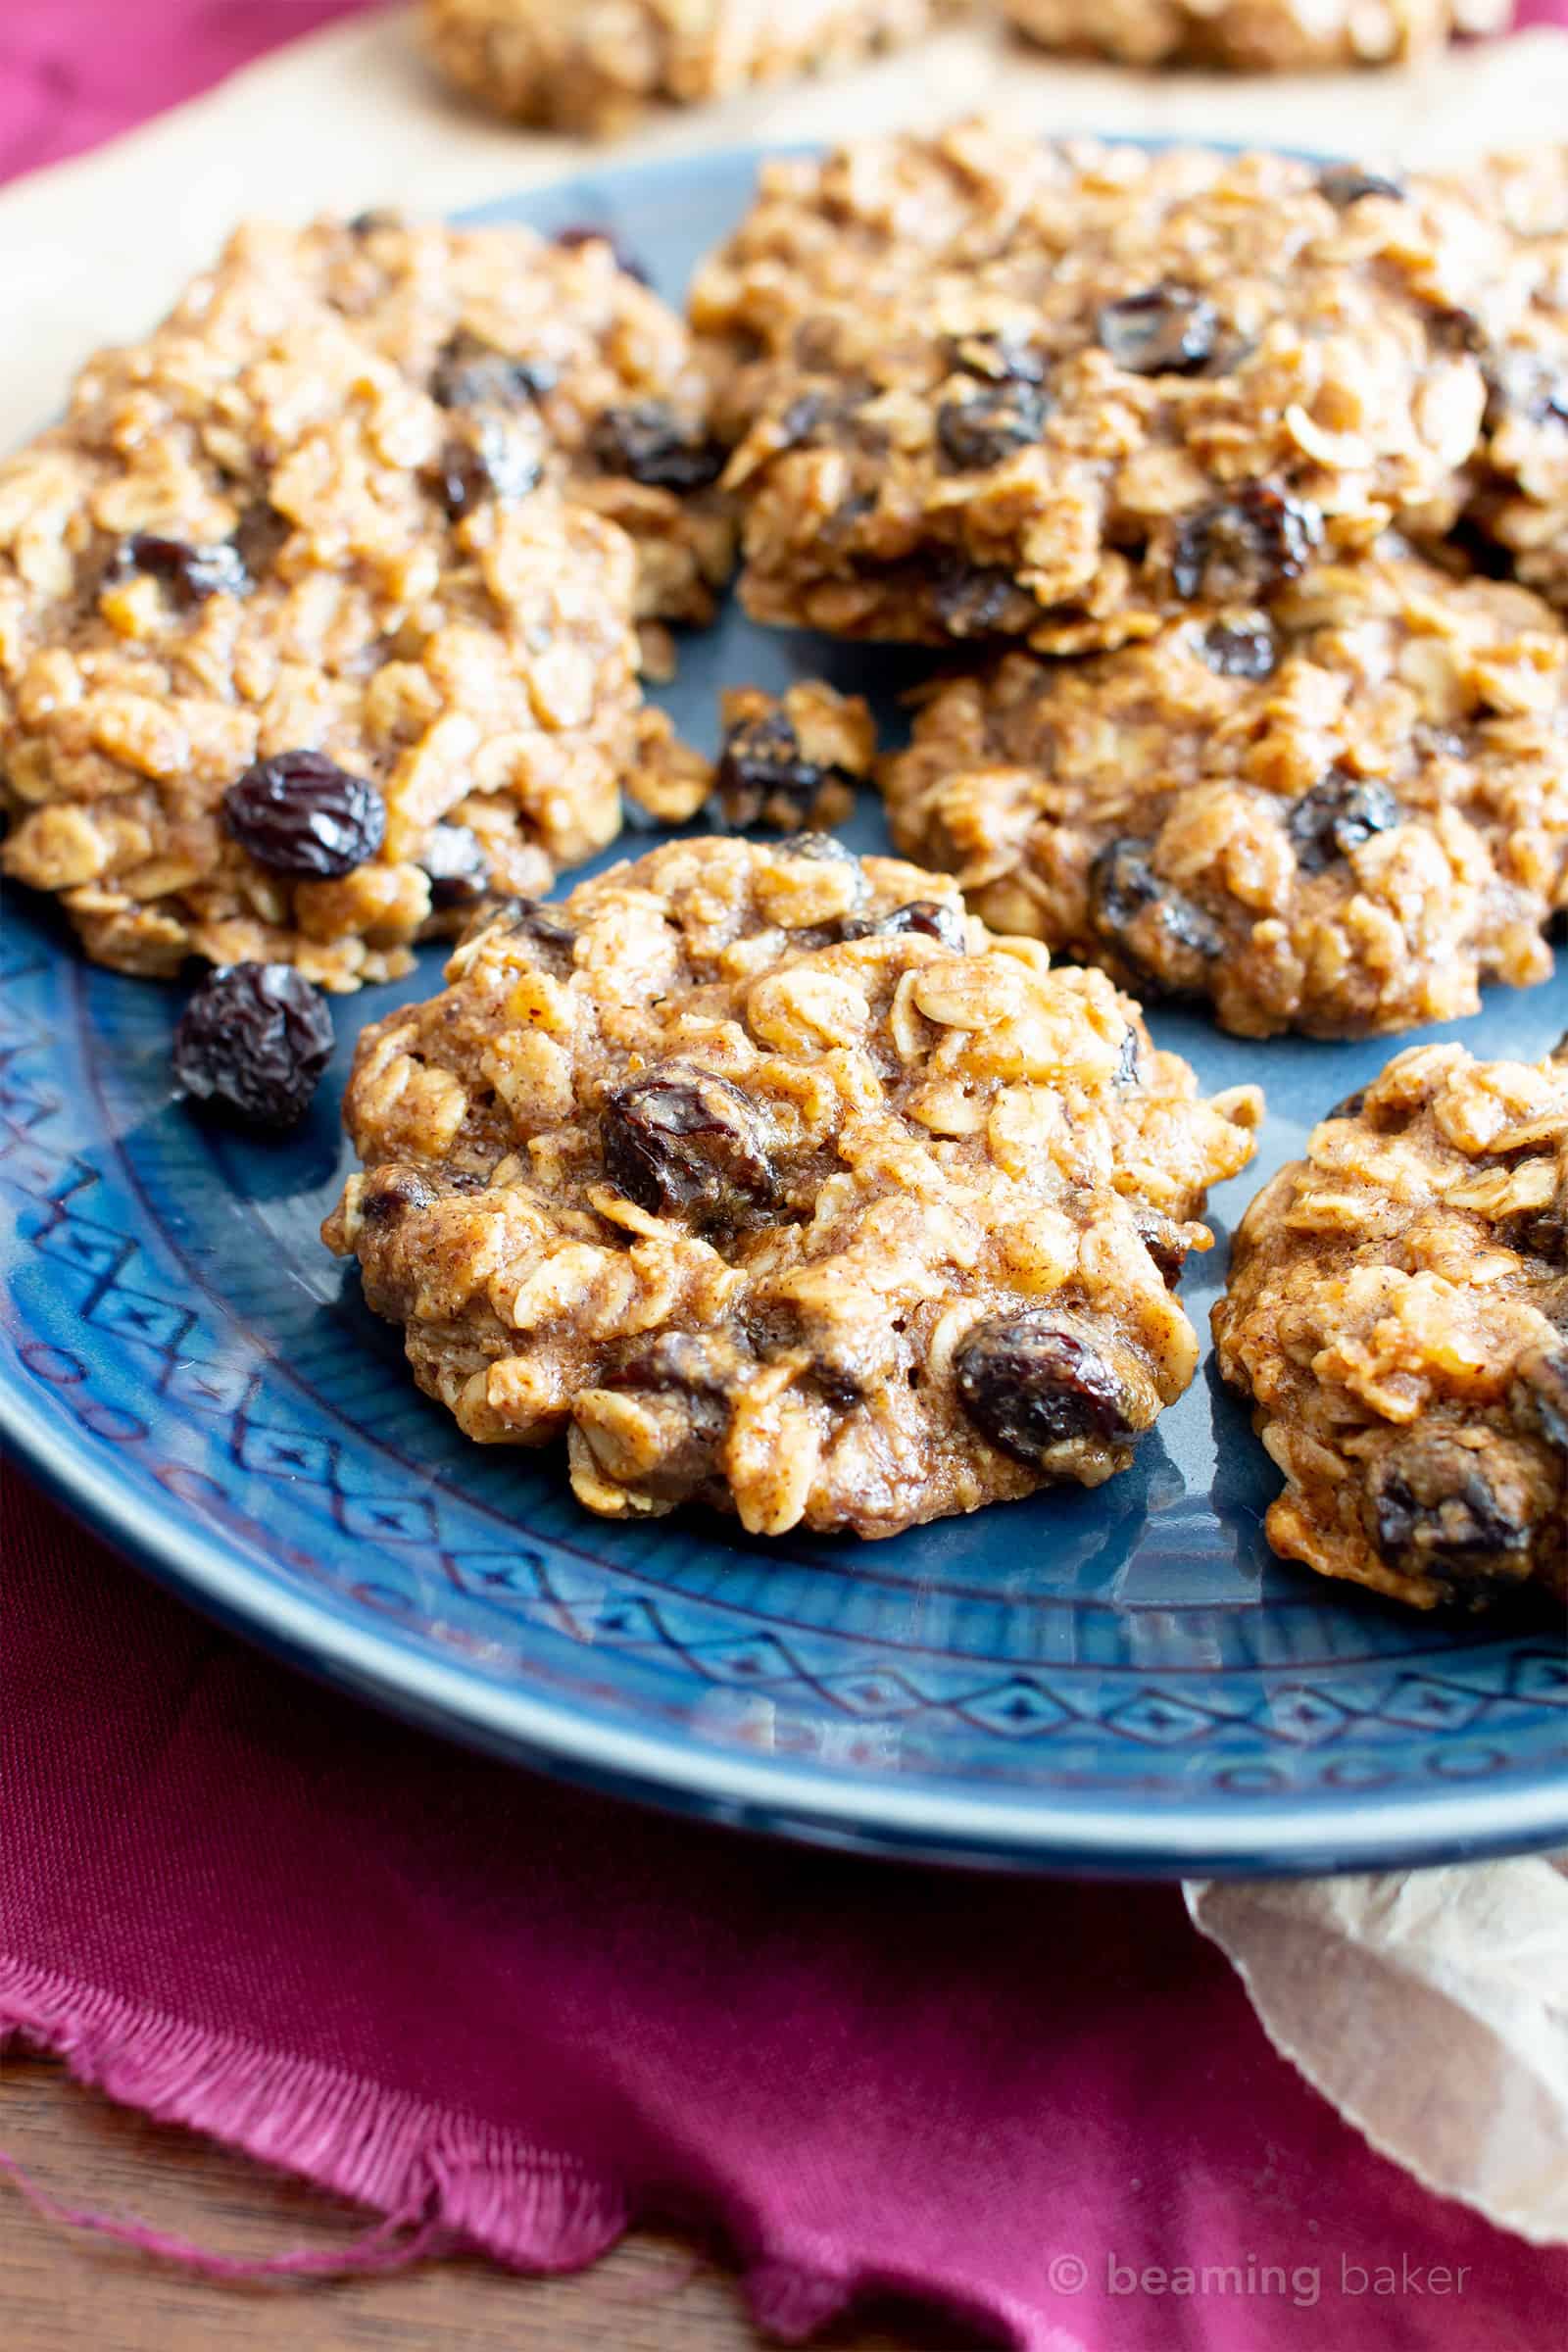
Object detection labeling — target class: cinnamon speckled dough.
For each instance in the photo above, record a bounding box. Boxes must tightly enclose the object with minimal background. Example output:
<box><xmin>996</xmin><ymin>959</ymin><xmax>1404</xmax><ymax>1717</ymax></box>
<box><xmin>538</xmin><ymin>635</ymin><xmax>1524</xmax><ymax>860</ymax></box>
<box><xmin>264</xmin><ymin>214</ymin><xmax>734</xmax><ymax>627</ymax></box>
<box><xmin>322</xmin><ymin>833</ymin><xmax>1261</xmax><ymax>1538</ymax></box>
<box><xmin>879</xmin><ymin>546</ymin><xmax>1568</xmax><ymax>1039</ymax></box>
<box><xmin>0</xmin><ymin>242</ymin><xmax>703</xmax><ymax>990</ymax></box>
<box><xmin>1002</xmin><ymin>0</ymin><xmax>1504</xmax><ymax>71</ymax></box>
<box><xmin>420</xmin><ymin>0</ymin><xmax>951</xmax><ymax>136</ymax></box>
<box><xmin>691</xmin><ymin>125</ymin><xmax>1499</xmax><ymax>656</ymax></box>
<box><xmin>1213</xmin><ymin>1040</ymin><xmax>1568</xmax><ymax>1613</ymax></box>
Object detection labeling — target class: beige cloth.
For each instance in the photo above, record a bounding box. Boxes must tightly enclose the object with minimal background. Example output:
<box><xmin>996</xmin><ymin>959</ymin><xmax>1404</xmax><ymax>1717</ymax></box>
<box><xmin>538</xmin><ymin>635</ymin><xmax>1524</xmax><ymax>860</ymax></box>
<box><xmin>1</xmin><ymin>0</ymin><xmax>1565</xmax><ymax>2247</ymax></box>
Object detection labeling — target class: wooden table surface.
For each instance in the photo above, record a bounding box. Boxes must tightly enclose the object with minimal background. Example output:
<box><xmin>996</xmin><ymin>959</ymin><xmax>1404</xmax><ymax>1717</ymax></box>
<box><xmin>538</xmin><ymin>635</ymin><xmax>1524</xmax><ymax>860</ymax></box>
<box><xmin>3</xmin><ymin>2053</ymin><xmax>973</xmax><ymax>2351</ymax></box>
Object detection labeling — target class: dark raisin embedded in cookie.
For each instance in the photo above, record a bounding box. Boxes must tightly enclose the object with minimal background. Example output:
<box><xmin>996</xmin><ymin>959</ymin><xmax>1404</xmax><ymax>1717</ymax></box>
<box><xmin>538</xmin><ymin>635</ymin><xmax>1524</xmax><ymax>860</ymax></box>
<box><xmin>425</xmin><ymin>420</ymin><xmax>542</xmax><ymax>519</ymax></box>
<box><xmin>1171</xmin><ymin>482</ymin><xmax>1322</xmax><ymax>604</ymax></box>
<box><xmin>1366</xmin><ymin>1433</ymin><xmax>1537</xmax><ymax>1604</ymax></box>
<box><xmin>222</xmin><ymin>751</ymin><xmax>386</xmax><ymax>880</ymax></box>
<box><xmin>117</xmin><ymin>532</ymin><xmax>251</xmax><ymax>607</ymax></box>
<box><xmin>430</xmin><ymin>329</ymin><xmax>557</xmax><ymax>410</ymax></box>
<box><xmin>713</xmin><ymin>711</ymin><xmax>841</xmax><ymax>831</ymax></box>
<box><xmin>956</xmin><ymin>1312</ymin><xmax>1155</xmax><ymax>1463</ymax></box>
<box><xmin>551</xmin><ymin>223</ymin><xmax>651</xmax><ymax>285</ymax></box>
<box><xmin>1088</xmin><ymin>840</ymin><xmax>1223</xmax><ymax>992</ymax></box>
<box><xmin>1316</xmin><ymin>165</ymin><xmax>1406</xmax><ymax>208</ymax></box>
<box><xmin>589</xmin><ymin>402</ymin><xmax>725</xmax><ymax>490</ymax></box>
<box><xmin>931</xmin><ymin>560</ymin><xmax>1031</xmax><ymax>639</ymax></box>
<box><xmin>1096</xmin><ymin>287</ymin><xmax>1220</xmax><ymax>376</ymax></box>
<box><xmin>936</xmin><ymin>381</ymin><xmax>1050</xmax><ymax>471</ymax></box>
<box><xmin>420</xmin><ymin>824</ymin><xmax>490</xmax><ymax>910</ymax></box>
<box><xmin>850</xmin><ymin>900</ymin><xmax>968</xmax><ymax>953</ymax></box>
<box><xmin>601</xmin><ymin>1063</ymin><xmax>776</xmax><ymax>1225</ymax></box>
<box><xmin>949</xmin><ymin>330</ymin><xmax>1049</xmax><ymax>385</ymax></box>
<box><xmin>1200</xmin><ymin>618</ymin><xmax>1278</xmax><ymax>680</ymax></box>
<box><xmin>172</xmin><ymin>962</ymin><xmax>334</xmax><ymax>1131</ymax></box>
<box><xmin>463</xmin><ymin>896</ymin><xmax>577</xmax><ymax>967</ymax></box>
<box><xmin>1286</xmin><ymin>773</ymin><xmax>1402</xmax><ymax>872</ymax></box>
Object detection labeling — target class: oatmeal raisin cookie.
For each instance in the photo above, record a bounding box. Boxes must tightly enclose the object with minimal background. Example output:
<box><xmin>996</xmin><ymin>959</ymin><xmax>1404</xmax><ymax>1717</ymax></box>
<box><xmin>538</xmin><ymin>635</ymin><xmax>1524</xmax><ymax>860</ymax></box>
<box><xmin>323</xmin><ymin>832</ymin><xmax>1260</xmax><ymax>1538</ymax></box>
<box><xmin>262</xmin><ymin>213</ymin><xmax>734</xmax><ymax>627</ymax></box>
<box><xmin>879</xmin><ymin>545</ymin><xmax>1568</xmax><ymax>1038</ymax></box>
<box><xmin>1002</xmin><ymin>0</ymin><xmax>1505</xmax><ymax>72</ymax></box>
<box><xmin>1214</xmin><ymin>1039</ymin><xmax>1568</xmax><ymax>1612</ymax></box>
<box><xmin>420</xmin><ymin>0</ymin><xmax>950</xmax><ymax>137</ymax></box>
<box><xmin>0</xmin><ymin>251</ymin><xmax>666</xmax><ymax>989</ymax></box>
<box><xmin>691</xmin><ymin>126</ymin><xmax>1500</xmax><ymax>654</ymax></box>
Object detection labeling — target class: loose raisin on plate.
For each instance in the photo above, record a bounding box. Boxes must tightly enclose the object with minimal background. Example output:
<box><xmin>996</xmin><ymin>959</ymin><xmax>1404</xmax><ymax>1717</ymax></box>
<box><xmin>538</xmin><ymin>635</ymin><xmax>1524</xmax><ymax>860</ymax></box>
<box><xmin>172</xmin><ymin>962</ymin><xmax>334</xmax><ymax>1132</ymax></box>
<box><xmin>955</xmin><ymin>1312</ymin><xmax>1151</xmax><ymax>1463</ymax></box>
<box><xmin>1317</xmin><ymin>165</ymin><xmax>1405</xmax><ymax>208</ymax></box>
<box><xmin>1200</xmin><ymin>618</ymin><xmax>1278</xmax><ymax>680</ymax></box>
<box><xmin>551</xmin><ymin>222</ymin><xmax>651</xmax><ymax>285</ymax></box>
<box><xmin>1088</xmin><ymin>839</ymin><xmax>1222</xmax><ymax>991</ymax></box>
<box><xmin>117</xmin><ymin>531</ymin><xmax>250</xmax><ymax>607</ymax></box>
<box><xmin>1171</xmin><ymin>482</ymin><xmax>1322</xmax><ymax>605</ymax></box>
<box><xmin>430</xmin><ymin>329</ymin><xmax>557</xmax><ymax>410</ymax></box>
<box><xmin>601</xmin><ymin>1064</ymin><xmax>775</xmax><ymax>1226</ymax></box>
<box><xmin>936</xmin><ymin>381</ymin><xmax>1049</xmax><ymax>471</ymax></box>
<box><xmin>713</xmin><ymin>711</ymin><xmax>847</xmax><ymax>831</ymax></box>
<box><xmin>1096</xmin><ymin>287</ymin><xmax>1220</xmax><ymax>376</ymax></box>
<box><xmin>845</xmin><ymin>901</ymin><xmax>968</xmax><ymax>954</ymax></box>
<box><xmin>420</xmin><ymin>823</ymin><xmax>490</xmax><ymax>910</ymax></box>
<box><xmin>1367</xmin><ymin>1432</ymin><xmax>1537</xmax><ymax>1601</ymax></box>
<box><xmin>222</xmin><ymin>751</ymin><xmax>386</xmax><ymax>880</ymax></box>
<box><xmin>589</xmin><ymin>402</ymin><xmax>725</xmax><ymax>490</ymax></box>
<box><xmin>1285</xmin><ymin>772</ymin><xmax>1402</xmax><ymax>872</ymax></box>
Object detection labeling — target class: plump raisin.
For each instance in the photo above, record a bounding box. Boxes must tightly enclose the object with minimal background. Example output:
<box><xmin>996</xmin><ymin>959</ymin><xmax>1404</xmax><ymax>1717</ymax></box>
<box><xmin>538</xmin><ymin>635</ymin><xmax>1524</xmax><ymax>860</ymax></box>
<box><xmin>172</xmin><ymin>962</ymin><xmax>334</xmax><ymax>1131</ymax></box>
<box><xmin>601</xmin><ymin>1065</ymin><xmax>775</xmax><ymax>1226</ymax></box>
<box><xmin>425</xmin><ymin>420</ymin><xmax>541</xmax><ymax>519</ymax></box>
<box><xmin>551</xmin><ymin>222</ymin><xmax>651</xmax><ymax>285</ymax></box>
<box><xmin>222</xmin><ymin>751</ymin><xmax>386</xmax><ymax>879</ymax></box>
<box><xmin>117</xmin><ymin>531</ymin><xmax>250</xmax><ymax>607</ymax></box>
<box><xmin>1171</xmin><ymin>482</ymin><xmax>1322</xmax><ymax>604</ymax></box>
<box><xmin>589</xmin><ymin>402</ymin><xmax>725</xmax><ymax>490</ymax></box>
<box><xmin>420</xmin><ymin>824</ymin><xmax>490</xmax><ymax>910</ymax></box>
<box><xmin>936</xmin><ymin>382</ymin><xmax>1049</xmax><ymax>471</ymax></box>
<box><xmin>430</xmin><ymin>329</ymin><xmax>557</xmax><ymax>410</ymax></box>
<box><xmin>712</xmin><ymin>711</ymin><xmax>850</xmax><ymax>831</ymax></box>
<box><xmin>848</xmin><ymin>900</ymin><xmax>968</xmax><ymax>954</ymax></box>
<box><xmin>1512</xmin><ymin>1346</ymin><xmax>1568</xmax><ymax>1451</ymax></box>
<box><xmin>1088</xmin><ymin>839</ymin><xmax>1222</xmax><ymax>992</ymax></box>
<box><xmin>1200</xmin><ymin>618</ymin><xmax>1278</xmax><ymax>679</ymax></box>
<box><xmin>948</xmin><ymin>330</ymin><xmax>1048</xmax><ymax>385</ymax></box>
<box><xmin>1317</xmin><ymin>165</ymin><xmax>1405</xmax><ymax>207</ymax></box>
<box><xmin>607</xmin><ymin>1330</ymin><xmax>742</xmax><ymax>1396</ymax></box>
<box><xmin>931</xmin><ymin>559</ymin><xmax>1029</xmax><ymax>638</ymax></box>
<box><xmin>956</xmin><ymin>1312</ymin><xmax>1147</xmax><ymax>1462</ymax></box>
<box><xmin>1096</xmin><ymin>287</ymin><xmax>1220</xmax><ymax>375</ymax></box>
<box><xmin>1286</xmin><ymin>772</ymin><xmax>1402</xmax><ymax>872</ymax></box>
<box><xmin>1367</xmin><ymin>1433</ymin><xmax>1536</xmax><ymax>1600</ymax></box>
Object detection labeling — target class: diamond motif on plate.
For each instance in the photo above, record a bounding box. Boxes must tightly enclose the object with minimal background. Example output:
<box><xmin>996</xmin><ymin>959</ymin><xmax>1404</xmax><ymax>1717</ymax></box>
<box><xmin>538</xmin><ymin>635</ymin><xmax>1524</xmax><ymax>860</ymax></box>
<box><xmin>1102</xmin><ymin>1691</ymin><xmax>1218</xmax><ymax>1744</ymax></box>
<box><xmin>1379</xmin><ymin>1677</ymin><xmax>1486</xmax><ymax>1733</ymax></box>
<box><xmin>956</xmin><ymin>1678</ymin><xmax>1071</xmax><ymax>1737</ymax></box>
<box><xmin>1253</xmin><ymin>1688</ymin><xmax>1355</xmax><ymax>1745</ymax></box>
<box><xmin>1509</xmin><ymin>1651</ymin><xmax>1568</xmax><ymax>1706</ymax></box>
<box><xmin>822</xmin><ymin>1668</ymin><xmax>927</xmax><ymax>1717</ymax></box>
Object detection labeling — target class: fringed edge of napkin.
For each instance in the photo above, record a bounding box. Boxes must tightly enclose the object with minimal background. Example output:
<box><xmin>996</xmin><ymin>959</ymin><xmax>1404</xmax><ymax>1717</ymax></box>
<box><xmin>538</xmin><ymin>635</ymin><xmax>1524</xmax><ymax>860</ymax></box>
<box><xmin>2</xmin><ymin>1955</ymin><xmax>1025</xmax><ymax>2346</ymax></box>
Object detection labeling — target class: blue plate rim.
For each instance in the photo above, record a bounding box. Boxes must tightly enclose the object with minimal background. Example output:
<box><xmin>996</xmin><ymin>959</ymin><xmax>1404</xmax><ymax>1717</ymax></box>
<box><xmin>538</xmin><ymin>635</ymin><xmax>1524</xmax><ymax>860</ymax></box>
<box><xmin>5</xmin><ymin>137</ymin><xmax>1567</xmax><ymax>1878</ymax></box>
<box><xmin>10</xmin><ymin>1371</ymin><xmax>1568</xmax><ymax>1875</ymax></box>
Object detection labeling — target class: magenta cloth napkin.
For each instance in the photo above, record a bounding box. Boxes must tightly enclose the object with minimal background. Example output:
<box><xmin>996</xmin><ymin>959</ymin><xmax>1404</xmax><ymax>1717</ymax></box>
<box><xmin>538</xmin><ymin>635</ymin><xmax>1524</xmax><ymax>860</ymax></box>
<box><xmin>6</xmin><ymin>1464</ymin><xmax>1568</xmax><ymax>2349</ymax></box>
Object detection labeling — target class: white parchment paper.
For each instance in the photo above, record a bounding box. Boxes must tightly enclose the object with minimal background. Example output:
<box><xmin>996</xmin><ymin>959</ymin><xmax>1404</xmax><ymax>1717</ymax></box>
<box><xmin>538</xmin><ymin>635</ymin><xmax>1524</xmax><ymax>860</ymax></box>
<box><xmin>2</xmin><ymin>0</ymin><xmax>1565</xmax><ymax>2246</ymax></box>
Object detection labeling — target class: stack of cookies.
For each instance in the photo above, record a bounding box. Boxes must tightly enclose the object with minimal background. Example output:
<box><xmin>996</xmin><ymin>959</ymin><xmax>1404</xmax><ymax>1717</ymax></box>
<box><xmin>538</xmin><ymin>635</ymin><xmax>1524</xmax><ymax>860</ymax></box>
<box><xmin>3</xmin><ymin>124</ymin><xmax>1564</xmax><ymax>1613</ymax></box>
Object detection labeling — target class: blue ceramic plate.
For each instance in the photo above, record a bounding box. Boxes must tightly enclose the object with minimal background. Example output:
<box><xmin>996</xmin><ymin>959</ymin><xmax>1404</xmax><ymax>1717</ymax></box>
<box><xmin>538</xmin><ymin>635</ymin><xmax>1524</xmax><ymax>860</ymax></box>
<box><xmin>4</xmin><ymin>149</ymin><xmax>1566</xmax><ymax>1877</ymax></box>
